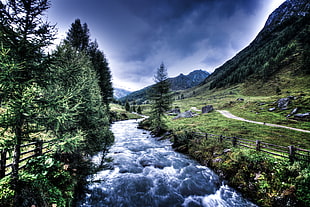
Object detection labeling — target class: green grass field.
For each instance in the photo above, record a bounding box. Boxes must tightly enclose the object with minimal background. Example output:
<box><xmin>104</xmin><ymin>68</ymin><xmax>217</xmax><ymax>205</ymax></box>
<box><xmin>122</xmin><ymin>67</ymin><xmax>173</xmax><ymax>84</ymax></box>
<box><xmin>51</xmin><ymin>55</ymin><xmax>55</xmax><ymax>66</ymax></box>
<box><xmin>166</xmin><ymin>85</ymin><xmax>310</xmax><ymax>149</ymax></box>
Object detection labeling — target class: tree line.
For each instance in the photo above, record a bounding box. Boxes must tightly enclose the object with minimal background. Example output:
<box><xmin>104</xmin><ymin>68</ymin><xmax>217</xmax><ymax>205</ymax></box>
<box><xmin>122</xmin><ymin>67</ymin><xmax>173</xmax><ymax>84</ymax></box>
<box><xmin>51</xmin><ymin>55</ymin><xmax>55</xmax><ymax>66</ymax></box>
<box><xmin>0</xmin><ymin>0</ymin><xmax>113</xmax><ymax>206</ymax></box>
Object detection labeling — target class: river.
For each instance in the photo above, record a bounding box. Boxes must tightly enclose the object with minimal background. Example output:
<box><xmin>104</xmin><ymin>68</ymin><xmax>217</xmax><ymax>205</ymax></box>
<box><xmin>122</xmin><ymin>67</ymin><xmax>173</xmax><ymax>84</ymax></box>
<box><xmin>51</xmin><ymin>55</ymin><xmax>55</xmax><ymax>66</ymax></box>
<box><xmin>77</xmin><ymin>119</ymin><xmax>257</xmax><ymax>207</ymax></box>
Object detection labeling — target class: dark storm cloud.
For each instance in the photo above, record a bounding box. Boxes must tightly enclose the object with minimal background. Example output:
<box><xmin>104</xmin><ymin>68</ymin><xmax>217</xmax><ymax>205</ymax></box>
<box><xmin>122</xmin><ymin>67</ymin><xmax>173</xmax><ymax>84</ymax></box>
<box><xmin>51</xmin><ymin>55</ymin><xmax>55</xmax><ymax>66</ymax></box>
<box><xmin>48</xmin><ymin>0</ymin><xmax>284</xmax><ymax>90</ymax></box>
<box><xmin>108</xmin><ymin>0</ymin><xmax>264</xmax><ymax>60</ymax></box>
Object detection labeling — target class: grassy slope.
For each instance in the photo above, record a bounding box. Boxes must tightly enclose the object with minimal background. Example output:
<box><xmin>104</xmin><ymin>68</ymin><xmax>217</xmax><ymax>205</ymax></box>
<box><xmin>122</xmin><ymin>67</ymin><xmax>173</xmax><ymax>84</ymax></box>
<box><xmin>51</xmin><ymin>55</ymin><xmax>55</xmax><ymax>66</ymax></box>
<box><xmin>163</xmin><ymin>72</ymin><xmax>310</xmax><ymax>207</ymax></box>
<box><xmin>167</xmin><ymin>71</ymin><xmax>310</xmax><ymax>149</ymax></box>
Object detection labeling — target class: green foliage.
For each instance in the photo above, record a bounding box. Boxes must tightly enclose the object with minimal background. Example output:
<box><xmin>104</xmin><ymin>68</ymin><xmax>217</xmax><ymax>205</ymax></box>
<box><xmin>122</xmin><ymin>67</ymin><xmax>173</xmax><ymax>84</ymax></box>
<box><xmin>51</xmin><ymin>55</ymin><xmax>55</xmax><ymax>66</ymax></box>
<box><xmin>148</xmin><ymin>63</ymin><xmax>172</xmax><ymax>133</ymax></box>
<box><xmin>87</xmin><ymin>40</ymin><xmax>113</xmax><ymax>109</ymax></box>
<box><xmin>0</xmin><ymin>176</ymin><xmax>14</xmax><ymax>206</ymax></box>
<box><xmin>0</xmin><ymin>3</ymin><xmax>114</xmax><ymax>205</ymax></box>
<box><xmin>65</xmin><ymin>19</ymin><xmax>113</xmax><ymax>110</ymax></box>
<box><xmin>286</xmin><ymin>161</ymin><xmax>310</xmax><ymax>206</ymax></box>
<box><xmin>46</xmin><ymin>44</ymin><xmax>113</xmax><ymax>155</ymax></box>
<box><xmin>17</xmin><ymin>155</ymin><xmax>74</xmax><ymax>207</ymax></box>
<box><xmin>65</xmin><ymin>18</ymin><xmax>90</xmax><ymax>51</ymax></box>
<box><xmin>189</xmin><ymin>145</ymin><xmax>310</xmax><ymax>207</ymax></box>
<box><xmin>125</xmin><ymin>101</ymin><xmax>131</xmax><ymax>112</ymax></box>
<box><xmin>0</xmin><ymin>1</ymin><xmax>56</xmax><ymax>204</ymax></box>
<box><xmin>172</xmin><ymin>130</ymin><xmax>196</xmax><ymax>153</ymax></box>
<box><xmin>137</xmin><ymin>105</ymin><xmax>142</xmax><ymax>114</ymax></box>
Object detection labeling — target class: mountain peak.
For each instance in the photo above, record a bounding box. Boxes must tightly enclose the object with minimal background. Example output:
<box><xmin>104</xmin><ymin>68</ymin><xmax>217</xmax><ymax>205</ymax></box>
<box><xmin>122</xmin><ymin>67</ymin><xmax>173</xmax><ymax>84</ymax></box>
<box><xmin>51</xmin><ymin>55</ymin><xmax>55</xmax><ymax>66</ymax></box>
<box><xmin>114</xmin><ymin>88</ymin><xmax>132</xmax><ymax>99</ymax></box>
<box><xmin>204</xmin><ymin>0</ymin><xmax>310</xmax><ymax>92</ymax></box>
<box><xmin>169</xmin><ymin>70</ymin><xmax>210</xmax><ymax>91</ymax></box>
<box><xmin>261</xmin><ymin>0</ymin><xmax>309</xmax><ymax>34</ymax></box>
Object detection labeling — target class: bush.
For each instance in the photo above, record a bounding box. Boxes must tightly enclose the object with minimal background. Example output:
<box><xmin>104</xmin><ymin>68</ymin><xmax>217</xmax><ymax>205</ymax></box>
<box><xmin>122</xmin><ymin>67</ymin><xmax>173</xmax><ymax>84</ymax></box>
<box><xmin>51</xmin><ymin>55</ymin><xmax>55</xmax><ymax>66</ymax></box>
<box><xmin>16</xmin><ymin>155</ymin><xmax>75</xmax><ymax>207</ymax></box>
<box><xmin>211</xmin><ymin>148</ymin><xmax>309</xmax><ymax>206</ymax></box>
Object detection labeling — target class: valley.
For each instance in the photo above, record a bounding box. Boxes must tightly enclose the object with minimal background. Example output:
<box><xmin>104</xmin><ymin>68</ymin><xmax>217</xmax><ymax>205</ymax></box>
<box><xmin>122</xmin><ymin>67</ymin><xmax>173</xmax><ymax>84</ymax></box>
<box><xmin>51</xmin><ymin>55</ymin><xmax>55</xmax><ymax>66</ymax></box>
<box><xmin>114</xmin><ymin>2</ymin><xmax>310</xmax><ymax>204</ymax></box>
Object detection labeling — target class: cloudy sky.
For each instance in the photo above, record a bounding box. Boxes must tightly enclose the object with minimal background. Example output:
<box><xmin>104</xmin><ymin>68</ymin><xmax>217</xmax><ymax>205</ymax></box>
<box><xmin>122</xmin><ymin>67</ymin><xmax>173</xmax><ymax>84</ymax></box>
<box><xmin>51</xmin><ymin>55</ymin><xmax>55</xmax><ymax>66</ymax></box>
<box><xmin>47</xmin><ymin>0</ymin><xmax>285</xmax><ymax>91</ymax></box>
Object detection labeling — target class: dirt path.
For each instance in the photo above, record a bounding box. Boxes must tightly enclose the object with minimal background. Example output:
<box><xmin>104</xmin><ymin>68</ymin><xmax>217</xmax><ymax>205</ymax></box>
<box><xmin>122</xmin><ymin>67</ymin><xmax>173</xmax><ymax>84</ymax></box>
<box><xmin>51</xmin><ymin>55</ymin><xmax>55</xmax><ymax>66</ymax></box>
<box><xmin>217</xmin><ymin>110</ymin><xmax>310</xmax><ymax>134</ymax></box>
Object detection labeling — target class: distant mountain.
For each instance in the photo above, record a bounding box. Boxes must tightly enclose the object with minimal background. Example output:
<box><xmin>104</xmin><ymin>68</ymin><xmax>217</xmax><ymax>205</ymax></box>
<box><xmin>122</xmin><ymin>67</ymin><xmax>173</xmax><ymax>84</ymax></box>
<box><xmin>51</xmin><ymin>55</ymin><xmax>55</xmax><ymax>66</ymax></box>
<box><xmin>119</xmin><ymin>69</ymin><xmax>209</xmax><ymax>104</ymax></box>
<box><xmin>168</xmin><ymin>70</ymin><xmax>210</xmax><ymax>91</ymax></box>
<box><xmin>201</xmin><ymin>0</ymin><xmax>310</xmax><ymax>94</ymax></box>
<box><xmin>114</xmin><ymin>88</ymin><xmax>132</xmax><ymax>99</ymax></box>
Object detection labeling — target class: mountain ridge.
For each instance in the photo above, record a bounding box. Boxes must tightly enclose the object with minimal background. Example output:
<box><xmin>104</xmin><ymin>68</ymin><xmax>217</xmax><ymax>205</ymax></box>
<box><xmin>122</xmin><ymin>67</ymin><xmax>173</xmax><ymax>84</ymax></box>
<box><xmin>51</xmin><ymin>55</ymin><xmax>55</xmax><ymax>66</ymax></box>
<box><xmin>201</xmin><ymin>0</ymin><xmax>310</xmax><ymax>94</ymax></box>
<box><xmin>114</xmin><ymin>88</ymin><xmax>132</xmax><ymax>99</ymax></box>
<box><xmin>119</xmin><ymin>69</ymin><xmax>209</xmax><ymax>103</ymax></box>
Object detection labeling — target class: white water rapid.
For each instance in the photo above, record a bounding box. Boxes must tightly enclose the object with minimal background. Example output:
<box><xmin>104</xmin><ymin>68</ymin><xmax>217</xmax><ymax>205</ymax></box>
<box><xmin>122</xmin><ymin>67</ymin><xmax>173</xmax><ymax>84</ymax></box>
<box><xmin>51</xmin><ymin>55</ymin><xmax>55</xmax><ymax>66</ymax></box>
<box><xmin>78</xmin><ymin>119</ymin><xmax>258</xmax><ymax>207</ymax></box>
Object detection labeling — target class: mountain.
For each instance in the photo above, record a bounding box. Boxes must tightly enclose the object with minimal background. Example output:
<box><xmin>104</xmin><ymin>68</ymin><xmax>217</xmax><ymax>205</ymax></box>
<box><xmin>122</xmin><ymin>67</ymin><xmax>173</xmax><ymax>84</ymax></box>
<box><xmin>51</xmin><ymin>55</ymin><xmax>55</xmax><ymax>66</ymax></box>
<box><xmin>201</xmin><ymin>0</ymin><xmax>310</xmax><ymax>95</ymax></box>
<box><xmin>168</xmin><ymin>70</ymin><xmax>210</xmax><ymax>91</ymax></box>
<box><xmin>114</xmin><ymin>88</ymin><xmax>132</xmax><ymax>99</ymax></box>
<box><xmin>119</xmin><ymin>69</ymin><xmax>209</xmax><ymax>104</ymax></box>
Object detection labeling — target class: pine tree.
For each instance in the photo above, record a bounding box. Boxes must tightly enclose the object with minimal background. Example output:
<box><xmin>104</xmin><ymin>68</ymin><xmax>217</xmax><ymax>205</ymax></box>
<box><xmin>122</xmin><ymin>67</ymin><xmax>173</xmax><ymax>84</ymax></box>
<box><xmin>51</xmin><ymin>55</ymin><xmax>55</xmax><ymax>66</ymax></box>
<box><xmin>47</xmin><ymin>44</ymin><xmax>113</xmax><ymax>155</ymax></box>
<box><xmin>137</xmin><ymin>105</ymin><xmax>142</xmax><ymax>114</ymax></box>
<box><xmin>65</xmin><ymin>19</ymin><xmax>113</xmax><ymax>112</ymax></box>
<box><xmin>125</xmin><ymin>101</ymin><xmax>131</xmax><ymax>112</ymax></box>
<box><xmin>0</xmin><ymin>0</ymin><xmax>55</xmax><ymax>205</ymax></box>
<box><xmin>149</xmin><ymin>63</ymin><xmax>172</xmax><ymax>134</ymax></box>
<box><xmin>65</xmin><ymin>18</ymin><xmax>89</xmax><ymax>51</ymax></box>
<box><xmin>88</xmin><ymin>40</ymin><xmax>113</xmax><ymax>110</ymax></box>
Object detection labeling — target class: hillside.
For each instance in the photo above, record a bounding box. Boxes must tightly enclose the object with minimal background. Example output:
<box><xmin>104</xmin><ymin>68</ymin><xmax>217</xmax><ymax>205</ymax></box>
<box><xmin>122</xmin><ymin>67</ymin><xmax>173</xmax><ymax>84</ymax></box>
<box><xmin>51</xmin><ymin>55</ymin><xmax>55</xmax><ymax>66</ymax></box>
<box><xmin>199</xmin><ymin>0</ymin><xmax>310</xmax><ymax>96</ymax></box>
<box><xmin>114</xmin><ymin>88</ymin><xmax>132</xmax><ymax>99</ymax></box>
<box><xmin>119</xmin><ymin>69</ymin><xmax>209</xmax><ymax>104</ymax></box>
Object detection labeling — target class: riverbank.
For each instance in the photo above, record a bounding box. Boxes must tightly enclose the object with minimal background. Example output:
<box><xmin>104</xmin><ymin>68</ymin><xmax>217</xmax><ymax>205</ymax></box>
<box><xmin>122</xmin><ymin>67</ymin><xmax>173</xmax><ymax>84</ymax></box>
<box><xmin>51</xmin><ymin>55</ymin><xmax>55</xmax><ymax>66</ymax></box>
<box><xmin>139</xmin><ymin>118</ymin><xmax>310</xmax><ymax>207</ymax></box>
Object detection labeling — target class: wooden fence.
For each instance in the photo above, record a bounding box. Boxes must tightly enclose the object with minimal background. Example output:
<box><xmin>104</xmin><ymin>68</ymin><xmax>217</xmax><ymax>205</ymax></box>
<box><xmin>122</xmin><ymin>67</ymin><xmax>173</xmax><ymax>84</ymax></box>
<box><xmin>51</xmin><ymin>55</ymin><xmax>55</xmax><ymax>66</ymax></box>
<box><xmin>193</xmin><ymin>132</ymin><xmax>310</xmax><ymax>162</ymax></box>
<box><xmin>0</xmin><ymin>140</ymin><xmax>53</xmax><ymax>179</ymax></box>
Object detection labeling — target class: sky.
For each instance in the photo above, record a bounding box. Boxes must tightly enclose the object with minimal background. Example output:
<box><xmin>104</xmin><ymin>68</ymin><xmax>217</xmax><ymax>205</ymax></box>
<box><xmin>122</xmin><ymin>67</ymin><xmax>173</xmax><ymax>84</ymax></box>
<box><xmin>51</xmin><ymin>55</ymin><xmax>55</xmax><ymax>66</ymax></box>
<box><xmin>46</xmin><ymin>0</ymin><xmax>285</xmax><ymax>91</ymax></box>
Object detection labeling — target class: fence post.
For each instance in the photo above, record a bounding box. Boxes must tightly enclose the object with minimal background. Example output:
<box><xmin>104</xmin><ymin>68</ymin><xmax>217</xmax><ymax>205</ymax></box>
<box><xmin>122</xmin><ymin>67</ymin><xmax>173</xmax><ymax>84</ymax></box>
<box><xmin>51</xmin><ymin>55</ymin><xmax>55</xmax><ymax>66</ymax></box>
<box><xmin>256</xmin><ymin>140</ymin><xmax>261</xmax><ymax>151</ymax></box>
<box><xmin>232</xmin><ymin>137</ymin><xmax>237</xmax><ymax>147</ymax></box>
<box><xmin>0</xmin><ymin>149</ymin><xmax>7</xmax><ymax>178</ymax></box>
<box><xmin>288</xmin><ymin>146</ymin><xmax>295</xmax><ymax>162</ymax></box>
<box><xmin>35</xmin><ymin>140</ymin><xmax>43</xmax><ymax>156</ymax></box>
<box><xmin>219</xmin><ymin>135</ymin><xmax>223</xmax><ymax>143</ymax></box>
<box><xmin>205</xmin><ymin>133</ymin><xmax>208</xmax><ymax>140</ymax></box>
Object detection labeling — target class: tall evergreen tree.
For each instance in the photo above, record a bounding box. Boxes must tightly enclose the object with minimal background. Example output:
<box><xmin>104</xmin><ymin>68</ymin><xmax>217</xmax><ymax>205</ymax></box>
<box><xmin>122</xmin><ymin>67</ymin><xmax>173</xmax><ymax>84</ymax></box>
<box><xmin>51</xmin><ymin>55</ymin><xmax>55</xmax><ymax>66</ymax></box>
<box><xmin>0</xmin><ymin>0</ymin><xmax>55</xmax><ymax>205</ymax></box>
<box><xmin>46</xmin><ymin>44</ymin><xmax>113</xmax><ymax>155</ymax></box>
<box><xmin>87</xmin><ymin>40</ymin><xmax>113</xmax><ymax>110</ymax></box>
<box><xmin>125</xmin><ymin>100</ymin><xmax>131</xmax><ymax>112</ymax></box>
<box><xmin>65</xmin><ymin>18</ymin><xmax>89</xmax><ymax>51</ymax></box>
<box><xmin>149</xmin><ymin>63</ymin><xmax>172</xmax><ymax>134</ymax></box>
<box><xmin>65</xmin><ymin>19</ymin><xmax>113</xmax><ymax>111</ymax></box>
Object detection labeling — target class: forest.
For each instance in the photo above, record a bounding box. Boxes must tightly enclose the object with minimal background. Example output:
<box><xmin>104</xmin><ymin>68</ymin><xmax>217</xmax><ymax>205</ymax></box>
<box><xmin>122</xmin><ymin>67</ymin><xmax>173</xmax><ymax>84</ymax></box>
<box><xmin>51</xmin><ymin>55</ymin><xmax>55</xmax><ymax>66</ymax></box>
<box><xmin>0</xmin><ymin>0</ymin><xmax>114</xmax><ymax>206</ymax></box>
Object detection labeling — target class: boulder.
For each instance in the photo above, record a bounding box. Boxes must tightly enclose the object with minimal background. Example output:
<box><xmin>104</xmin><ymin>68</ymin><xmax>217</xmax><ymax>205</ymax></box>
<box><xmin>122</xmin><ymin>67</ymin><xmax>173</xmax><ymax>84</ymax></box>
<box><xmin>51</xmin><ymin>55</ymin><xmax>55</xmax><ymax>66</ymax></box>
<box><xmin>173</xmin><ymin>110</ymin><xmax>194</xmax><ymax>119</ymax></box>
<box><xmin>268</xmin><ymin>107</ymin><xmax>276</xmax><ymax>112</ymax></box>
<box><xmin>190</xmin><ymin>107</ymin><xmax>200</xmax><ymax>112</ymax></box>
<box><xmin>168</xmin><ymin>108</ymin><xmax>181</xmax><ymax>114</ymax></box>
<box><xmin>236</xmin><ymin>98</ymin><xmax>244</xmax><ymax>101</ymax></box>
<box><xmin>277</xmin><ymin>97</ymin><xmax>291</xmax><ymax>110</ymax></box>
<box><xmin>294</xmin><ymin>112</ymin><xmax>310</xmax><ymax>120</ymax></box>
<box><xmin>291</xmin><ymin>107</ymin><xmax>299</xmax><ymax>114</ymax></box>
<box><xmin>286</xmin><ymin>107</ymin><xmax>299</xmax><ymax>117</ymax></box>
<box><xmin>202</xmin><ymin>105</ymin><xmax>214</xmax><ymax>114</ymax></box>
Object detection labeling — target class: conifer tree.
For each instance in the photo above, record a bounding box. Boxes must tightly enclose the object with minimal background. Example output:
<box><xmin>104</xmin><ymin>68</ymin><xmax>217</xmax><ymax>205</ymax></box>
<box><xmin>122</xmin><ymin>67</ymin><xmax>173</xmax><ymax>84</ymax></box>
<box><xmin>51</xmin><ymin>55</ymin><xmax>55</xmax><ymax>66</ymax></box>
<box><xmin>125</xmin><ymin>101</ymin><xmax>131</xmax><ymax>112</ymax></box>
<box><xmin>149</xmin><ymin>63</ymin><xmax>172</xmax><ymax>134</ymax></box>
<box><xmin>65</xmin><ymin>18</ymin><xmax>89</xmax><ymax>51</ymax></box>
<box><xmin>46</xmin><ymin>44</ymin><xmax>113</xmax><ymax>155</ymax></box>
<box><xmin>65</xmin><ymin>19</ymin><xmax>113</xmax><ymax>111</ymax></box>
<box><xmin>137</xmin><ymin>105</ymin><xmax>142</xmax><ymax>114</ymax></box>
<box><xmin>0</xmin><ymin>0</ymin><xmax>55</xmax><ymax>205</ymax></box>
<box><xmin>88</xmin><ymin>40</ymin><xmax>113</xmax><ymax>110</ymax></box>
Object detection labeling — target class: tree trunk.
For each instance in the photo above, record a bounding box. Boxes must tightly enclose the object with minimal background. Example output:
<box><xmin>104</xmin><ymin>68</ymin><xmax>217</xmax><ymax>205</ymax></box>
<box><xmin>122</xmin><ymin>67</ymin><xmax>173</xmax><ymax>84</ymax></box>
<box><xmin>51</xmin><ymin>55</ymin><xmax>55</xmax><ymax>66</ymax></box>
<box><xmin>12</xmin><ymin>112</ymin><xmax>23</xmax><ymax>206</ymax></box>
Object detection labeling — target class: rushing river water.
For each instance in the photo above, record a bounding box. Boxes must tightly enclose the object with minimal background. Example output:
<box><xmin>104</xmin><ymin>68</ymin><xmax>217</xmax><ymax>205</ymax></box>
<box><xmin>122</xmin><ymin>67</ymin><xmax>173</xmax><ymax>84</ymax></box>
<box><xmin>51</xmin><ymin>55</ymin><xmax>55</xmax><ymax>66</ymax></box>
<box><xmin>78</xmin><ymin>119</ymin><xmax>257</xmax><ymax>207</ymax></box>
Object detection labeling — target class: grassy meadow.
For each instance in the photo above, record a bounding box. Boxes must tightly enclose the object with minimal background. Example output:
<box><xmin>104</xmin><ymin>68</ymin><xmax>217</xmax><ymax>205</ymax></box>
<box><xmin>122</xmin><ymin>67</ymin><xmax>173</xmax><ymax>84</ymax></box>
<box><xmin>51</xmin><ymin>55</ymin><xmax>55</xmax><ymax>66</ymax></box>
<box><xmin>166</xmin><ymin>84</ymin><xmax>310</xmax><ymax>149</ymax></box>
